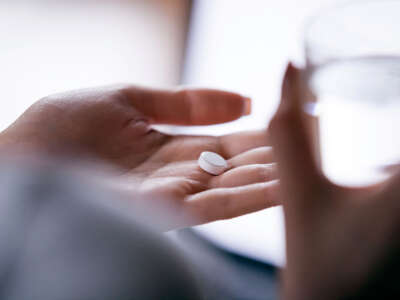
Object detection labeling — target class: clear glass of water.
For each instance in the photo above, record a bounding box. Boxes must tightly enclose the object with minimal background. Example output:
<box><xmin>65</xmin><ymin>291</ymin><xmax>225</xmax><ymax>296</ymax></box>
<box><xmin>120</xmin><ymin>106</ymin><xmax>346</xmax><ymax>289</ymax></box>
<box><xmin>304</xmin><ymin>0</ymin><xmax>400</xmax><ymax>186</ymax></box>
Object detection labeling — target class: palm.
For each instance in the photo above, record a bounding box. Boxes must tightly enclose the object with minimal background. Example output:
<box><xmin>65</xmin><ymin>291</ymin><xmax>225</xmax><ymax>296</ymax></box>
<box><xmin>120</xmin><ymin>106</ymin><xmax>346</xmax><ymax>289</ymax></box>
<box><xmin>117</xmin><ymin>129</ymin><xmax>278</xmax><ymax>228</ymax></box>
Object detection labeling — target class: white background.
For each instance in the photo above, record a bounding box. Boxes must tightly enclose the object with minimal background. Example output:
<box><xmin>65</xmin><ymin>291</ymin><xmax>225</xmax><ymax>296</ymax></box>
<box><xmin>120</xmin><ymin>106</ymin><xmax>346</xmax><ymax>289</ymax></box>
<box><xmin>0</xmin><ymin>0</ymin><xmax>188</xmax><ymax>131</ymax></box>
<box><xmin>183</xmin><ymin>0</ymin><xmax>345</xmax><ymax>266</ymax></box>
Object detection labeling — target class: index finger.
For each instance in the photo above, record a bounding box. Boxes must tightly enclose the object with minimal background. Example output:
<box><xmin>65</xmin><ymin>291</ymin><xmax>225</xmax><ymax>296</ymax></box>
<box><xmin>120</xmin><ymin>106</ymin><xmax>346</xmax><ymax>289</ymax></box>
<box><xmin>270</xmin><ymin>64</ymin><xmax>326</xmax><ymax>208</ymax></box>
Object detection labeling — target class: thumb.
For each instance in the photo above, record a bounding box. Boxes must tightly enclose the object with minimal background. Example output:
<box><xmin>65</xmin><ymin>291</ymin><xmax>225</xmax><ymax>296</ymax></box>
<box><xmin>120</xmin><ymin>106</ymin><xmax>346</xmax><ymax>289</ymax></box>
<box><xmin>123</xmin><ymin>86</ymin><xmax>251</xmax><ymax>125</ymax></box>
<box><xmin>269</xmin><ymin>64</ymin><xmax>325</xmax><ymax>210</ymax></box>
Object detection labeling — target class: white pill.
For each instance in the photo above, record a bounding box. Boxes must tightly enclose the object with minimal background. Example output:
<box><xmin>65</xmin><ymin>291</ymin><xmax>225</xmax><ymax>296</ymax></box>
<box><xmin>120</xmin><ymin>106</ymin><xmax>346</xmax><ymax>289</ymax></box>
<box><xmin>198</xmin><ymin>151</ymin><xmax>228</xmax><ymax>175</ymax></box>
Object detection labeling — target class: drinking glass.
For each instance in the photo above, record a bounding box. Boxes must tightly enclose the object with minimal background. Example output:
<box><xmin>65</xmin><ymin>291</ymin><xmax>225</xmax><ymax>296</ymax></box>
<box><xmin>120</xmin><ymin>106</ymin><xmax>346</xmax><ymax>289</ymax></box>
<box><xmin>304</xmin><ymin>0</ymin><xmax>400</xmax><ymax>186</ymax></box>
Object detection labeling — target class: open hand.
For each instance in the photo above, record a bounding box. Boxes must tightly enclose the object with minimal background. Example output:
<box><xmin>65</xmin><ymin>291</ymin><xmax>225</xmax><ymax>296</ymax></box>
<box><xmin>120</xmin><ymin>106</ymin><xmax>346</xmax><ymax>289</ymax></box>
<box><xmin>1</xmin><ymin>85</ymin><xmax>280</xmax><ymax>229</ymax></box>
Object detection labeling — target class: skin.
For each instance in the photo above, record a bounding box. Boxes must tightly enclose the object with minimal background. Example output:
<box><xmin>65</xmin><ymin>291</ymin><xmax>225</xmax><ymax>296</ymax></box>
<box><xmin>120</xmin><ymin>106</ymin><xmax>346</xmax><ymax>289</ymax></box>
<box><xmin>0</xmin><ymin>85</ymin><xmax>280</xmax><ymax>229</ymax></box>
<box><xmin>270</xmin><ymin>64</ymin><xmax>400</xmax><ymax>300</ymax></box>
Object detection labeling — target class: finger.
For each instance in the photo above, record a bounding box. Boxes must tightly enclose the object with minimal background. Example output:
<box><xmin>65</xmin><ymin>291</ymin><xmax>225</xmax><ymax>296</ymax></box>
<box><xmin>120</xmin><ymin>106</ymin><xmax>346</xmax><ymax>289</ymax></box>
<box><xmin>374</xmin><ymin>171</ymin><xmax>400</xmax><ymax>212</ymax></box>
<box><xmin>219</xmin><ymin>129</ymin><xmax>270</xmax><ymax>157</ymax></box>
<box><xmin>186</xmin><ymin>180</ymin><xmax>280</xmax><ymax>224</ymax></box>
<box><xmin>380</xmin><ymin>163</ymin><xmax>400</xmax><ymax>175</ymax></box>
<box><xmin>210</xmin><ymin>163</ymin><xmax>277</xmax><ymax>188</ymax></box>
<box><xmin>269</xmin><ymin>63</ymin><xmax>327</xmax><ymax>210</ymax></box>
<box><xmin>122</xmin><ymin>86</ymin><xmax>251</xmax><ymax>125</ymax></box>
<box><xmin>227</xmin><ymin>146</ymin><xmax>274</xmax><ymax>167</ymax></box>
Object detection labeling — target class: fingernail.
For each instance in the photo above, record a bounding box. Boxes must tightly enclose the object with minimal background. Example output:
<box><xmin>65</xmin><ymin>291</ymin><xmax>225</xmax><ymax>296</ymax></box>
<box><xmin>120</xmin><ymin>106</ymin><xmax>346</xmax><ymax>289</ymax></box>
<box><xmin>243</xmin><ymin>97</ymin><xmax>252</xmax><ymax>115</ymax></box>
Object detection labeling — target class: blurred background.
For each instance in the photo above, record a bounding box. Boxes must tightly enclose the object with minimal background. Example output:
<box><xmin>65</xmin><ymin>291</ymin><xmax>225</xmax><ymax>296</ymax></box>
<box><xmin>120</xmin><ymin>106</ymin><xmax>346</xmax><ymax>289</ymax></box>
<box><xmin>0</xmin><ymin>0</ymin><xmax>342</xmax><ymax>267</ymax></box>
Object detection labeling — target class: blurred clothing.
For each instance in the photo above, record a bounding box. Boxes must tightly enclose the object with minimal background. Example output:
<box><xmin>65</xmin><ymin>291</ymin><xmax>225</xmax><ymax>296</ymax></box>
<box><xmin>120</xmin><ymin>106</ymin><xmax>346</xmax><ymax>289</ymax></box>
<box><xmin>0</xmin><ymin>160</ymin><xmax>277</xmax><ymax>300</ymax></box>
<box><xmin>0</xmin><ymin>161</ymin><xmax>200</xmax><ymax>300</ymax></box>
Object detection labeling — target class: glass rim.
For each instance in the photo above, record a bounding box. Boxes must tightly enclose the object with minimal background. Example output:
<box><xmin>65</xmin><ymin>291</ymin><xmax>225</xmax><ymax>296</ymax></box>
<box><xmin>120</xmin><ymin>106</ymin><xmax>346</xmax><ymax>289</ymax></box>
<box><xmin>304</xmin><ymin>0</ymin><xmax>400</xmax><ymax>41</ymax></box>
<box><xmin>303</xmin><ymin>0</ymin><xmax>400</xmax><ymax>61</ymax></box>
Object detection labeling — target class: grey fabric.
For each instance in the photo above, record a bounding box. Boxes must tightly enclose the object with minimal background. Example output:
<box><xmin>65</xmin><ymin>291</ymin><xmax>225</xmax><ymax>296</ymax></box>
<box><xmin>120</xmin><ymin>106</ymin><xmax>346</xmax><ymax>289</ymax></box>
<box><xmin>0</xmin><ymin>162</ymin><xmax>201</xmax><ymax>300</ymax></box>
<box><xmin>175</xmin><ymin>229</ymin><xmax>279</xmax><ymax>300</ymax></box>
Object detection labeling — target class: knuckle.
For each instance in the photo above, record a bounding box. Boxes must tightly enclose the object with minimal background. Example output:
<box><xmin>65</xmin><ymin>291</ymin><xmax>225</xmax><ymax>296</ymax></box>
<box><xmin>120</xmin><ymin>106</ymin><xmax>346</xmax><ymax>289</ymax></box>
<box><xmin>35</xmin><ymin>95</ymin><xmax>57</xmax><ymax>108</ymax></box>
<box><xmin>31</xmin><ymin>96</ymin><xmax>65</xmax><ymax>116</ymax></box>
<box><xmin>261</xmin><ymin>183</ymin><xmax>279</xmax><ymax>207</ymax></box>
<box><xmin>257</xmin><ymin>165</ymin><xmax>274</xmax><ymax>182</ymax></box>
<box><xmin>115</xmin><ymin>86</ymin><xmax>134</xmax><ymax>104</ymax></box>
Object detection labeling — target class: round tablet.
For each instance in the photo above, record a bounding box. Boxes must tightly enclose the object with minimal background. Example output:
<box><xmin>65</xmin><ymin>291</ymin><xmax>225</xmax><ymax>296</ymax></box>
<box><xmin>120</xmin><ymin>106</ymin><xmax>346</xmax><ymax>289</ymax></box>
<box><xmin>198</xmin><ymin>151</ymin><xmax>228</xmax><ymax>175</ymax></box>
